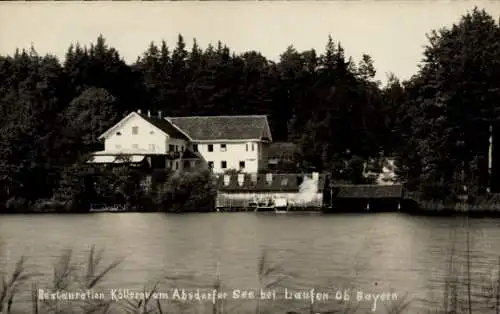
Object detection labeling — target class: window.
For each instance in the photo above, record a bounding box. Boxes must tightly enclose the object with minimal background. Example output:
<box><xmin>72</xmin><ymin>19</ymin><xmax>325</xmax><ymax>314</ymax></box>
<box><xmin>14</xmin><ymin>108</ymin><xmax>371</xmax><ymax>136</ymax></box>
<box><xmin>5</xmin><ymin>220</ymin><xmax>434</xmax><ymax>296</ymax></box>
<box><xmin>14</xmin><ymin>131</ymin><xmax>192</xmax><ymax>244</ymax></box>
<box><xmin>252</xmin><ymin>143</ymin><xmax>255</xmax><ymax>151</ymax></box>
<box><xmin>208</xmin><ymin>144</ymin><xmax>214</xmax><ymax>152</ymax></box>
<box><xmin>132</xmin><ymin>126</ymin><xmax>138</xmax><ymax>135</ymax></box>
<box><xmin>169</xmin><ymin>144</ymin><xmax>174</xmax><ymax>152</ymax></box>
<box><xmin>246</xmin><ymin>144</ymin><xmax>249</xmax><ymax>152</ymax></box>
<box><xmin>132</xmin><ymin>144</ymin><xmax>139</xmax><ymax>149</ymax></box>
<box><xmin>175</xmin><ymin>161</ymin><xmax>179</xmax><ymax>170</ymax></box>
<box><xmin>220</xmin><ymin>144</ymin><xmax>227</xmax><ymax>152</ymax></box>
<box><xmin>221</xmin><ymin>161</ymin><xmax>227</xmax><ymax>169</ymax></box>
<box><xmin>239</xmin><ymin>161</ymin><xmax>245</xmax><ymax>169</ymax></box>
<box><xmin>175</xmin><ymin>145</ymin><xmax>178</xmax><ymax>152</ymax></box>
<box><xmin>183</xmin><ymin>160</ymin><xmax>190</xmax><ymax>169</ymax></box>
<box><xmin>181</xmin><ymin>146</ymin><xmax>184</xmax><ymax>152</ymax></box>
<box><xmin>193</xmin><ymin>144</ymin><xmax>198</xmax><ymax>152</ymax></box>
<box><xmin>208</xmin><ymin>161</ymin><xmax>214</xmax><ymax>169</ymax></box>
<box><xmin>281</xmin><ymin>178</ymin><xmax>288</xmax><ymax>186</ymax></box>
<box><xmin>148</xmin><ymin>144</ymin><xmax>155</xmax><ymax>151</ymax></box>
<box><xmin>116</xmin><ymin>132</ymin><xmax>122</xmax><ymax>136</ymax></box>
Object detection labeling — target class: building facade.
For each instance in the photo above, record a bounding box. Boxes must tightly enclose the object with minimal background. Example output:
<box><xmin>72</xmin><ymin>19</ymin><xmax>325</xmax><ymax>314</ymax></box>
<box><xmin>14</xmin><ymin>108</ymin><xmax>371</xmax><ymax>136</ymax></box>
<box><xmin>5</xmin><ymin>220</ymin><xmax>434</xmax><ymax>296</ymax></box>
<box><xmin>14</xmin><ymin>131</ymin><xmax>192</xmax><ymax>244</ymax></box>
<box><xmin>216</xmin><ymin>172</ymin><xmax>326</xmax><ymax>209</ymax></box>
<box><xmin>89</xmin><ymin>110</ymin><xmax>273</xmax><ymax>173</ymax></box>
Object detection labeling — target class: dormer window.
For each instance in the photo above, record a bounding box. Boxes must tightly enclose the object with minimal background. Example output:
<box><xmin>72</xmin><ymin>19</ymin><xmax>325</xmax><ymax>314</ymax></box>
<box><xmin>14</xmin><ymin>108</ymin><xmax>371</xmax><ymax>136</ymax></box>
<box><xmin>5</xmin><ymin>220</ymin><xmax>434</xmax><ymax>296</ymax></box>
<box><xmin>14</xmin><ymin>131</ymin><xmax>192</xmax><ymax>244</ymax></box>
<box><xmin>223</xmin><ymin>175</ymin><xmax>230</xmax><ymax>186</ymax></box>
<box><xmin>116</xmin><ymin>131</ymin><xmax>122</xmax><ymax>136</ymax></box>
<box><xmin>281</xmin><ymin>178</ymin><xmax>288</xmax><ymax>186</ymax></box>
<box><xmin>132</xmin><ymin>126</ymin><xmax>138</xmax><ymax>135</ymax></box>
<box><xmin>266</xmin><ymin>173</ymin><xmax>273</xmax><ymax>184</ymax></box>
<box><xmin>237</xmin><ymin>174</ymin><xmax>244</xmax><ymax>186</ymax></box>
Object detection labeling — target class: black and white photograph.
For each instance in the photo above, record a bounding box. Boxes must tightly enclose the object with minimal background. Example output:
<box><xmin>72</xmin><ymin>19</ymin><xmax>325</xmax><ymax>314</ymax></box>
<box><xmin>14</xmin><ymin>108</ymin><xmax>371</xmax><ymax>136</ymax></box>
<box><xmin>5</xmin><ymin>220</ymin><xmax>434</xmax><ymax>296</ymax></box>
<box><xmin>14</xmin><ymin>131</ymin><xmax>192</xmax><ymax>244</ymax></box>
<box><xmin>1</xmin><ymin>1</ymin><xmax>500</xmax><ymax>313</ymax></box>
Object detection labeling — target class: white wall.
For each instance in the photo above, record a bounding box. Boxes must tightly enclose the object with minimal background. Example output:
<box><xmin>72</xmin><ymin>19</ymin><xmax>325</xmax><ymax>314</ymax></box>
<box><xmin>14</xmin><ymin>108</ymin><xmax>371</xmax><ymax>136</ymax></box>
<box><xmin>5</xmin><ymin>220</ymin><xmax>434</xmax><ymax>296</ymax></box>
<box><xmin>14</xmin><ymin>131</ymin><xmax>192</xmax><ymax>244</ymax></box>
<box><xmin>104</xmin><ymin>114</ymin><xmax>189</xmax><ymax>155</ymax></box>
<box><xmin>104</xmin><ymin>114</ymin><xmax>167</xmax><ymax>153</ymax></box>
<box><xmin>195</xmin><ymin>141</ymin><xmax>266</xmax><ymax>173</ymax></box>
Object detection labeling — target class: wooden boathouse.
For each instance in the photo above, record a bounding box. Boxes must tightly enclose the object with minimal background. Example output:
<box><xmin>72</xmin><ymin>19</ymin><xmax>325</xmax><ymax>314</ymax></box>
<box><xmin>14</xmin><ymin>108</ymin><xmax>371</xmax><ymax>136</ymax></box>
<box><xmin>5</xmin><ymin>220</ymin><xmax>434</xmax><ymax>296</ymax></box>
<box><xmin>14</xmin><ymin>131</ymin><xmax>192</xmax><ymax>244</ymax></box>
<box><xmin>215</xmin><ymin>172</ymin><xmax>327</xmax><ymax>211</ymax></box>
<box><xmin>324</xmin><ymin>184</ymin><xmax>404</xmax><ymax>212</ymax></box>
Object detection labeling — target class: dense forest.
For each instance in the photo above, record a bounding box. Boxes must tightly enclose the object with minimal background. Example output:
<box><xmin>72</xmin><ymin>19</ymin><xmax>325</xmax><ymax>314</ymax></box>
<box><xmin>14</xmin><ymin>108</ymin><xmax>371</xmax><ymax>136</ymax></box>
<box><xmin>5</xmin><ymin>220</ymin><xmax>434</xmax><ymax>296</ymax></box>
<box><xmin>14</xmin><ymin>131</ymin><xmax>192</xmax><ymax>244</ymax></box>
<box><xmin>0</xmin><ymin>7</ymin><xmax>499</xmax><ymax>212</ymax></box>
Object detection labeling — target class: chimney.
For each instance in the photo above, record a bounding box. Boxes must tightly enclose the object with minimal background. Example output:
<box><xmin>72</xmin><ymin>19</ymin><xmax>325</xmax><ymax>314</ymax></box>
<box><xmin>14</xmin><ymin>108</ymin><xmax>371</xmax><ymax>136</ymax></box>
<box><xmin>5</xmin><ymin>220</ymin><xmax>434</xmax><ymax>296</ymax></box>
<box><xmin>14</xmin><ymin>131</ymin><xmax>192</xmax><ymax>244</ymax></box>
<box><xmin>137</xmin><ymin>109</ymin><xmax>142</xmax><ymax>114</ymax></box>
<box><xmin>147</xmin><ymin>110</ymin><xmax>151</xmax><ymax>118</ymax></box>
<box><xmin>158</xmin><ymin>110</ymin><xmax>162</xmax><ymax>119</ymax></box>
<box><xmin>237</xmin><ymin>174</ymin><xmax>244</xmax><ymax>186</ymax></box>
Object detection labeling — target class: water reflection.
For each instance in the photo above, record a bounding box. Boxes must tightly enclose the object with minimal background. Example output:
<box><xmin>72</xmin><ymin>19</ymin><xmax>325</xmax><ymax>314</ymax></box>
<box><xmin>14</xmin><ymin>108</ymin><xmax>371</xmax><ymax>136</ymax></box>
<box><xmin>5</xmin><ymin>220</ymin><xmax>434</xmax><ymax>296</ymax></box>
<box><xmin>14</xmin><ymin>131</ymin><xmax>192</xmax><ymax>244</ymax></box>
<box><xmin>0</xmin><ymin>213</ymin><xmax>500</xmax><ymax>313</ymax></box>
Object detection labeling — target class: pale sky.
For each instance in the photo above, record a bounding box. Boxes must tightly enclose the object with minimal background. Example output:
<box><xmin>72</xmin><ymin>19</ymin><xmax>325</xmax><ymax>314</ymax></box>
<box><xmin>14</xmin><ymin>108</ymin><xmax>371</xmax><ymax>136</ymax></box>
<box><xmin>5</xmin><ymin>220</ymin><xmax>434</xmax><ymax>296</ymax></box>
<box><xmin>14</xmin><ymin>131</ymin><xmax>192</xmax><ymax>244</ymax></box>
<box><xmin>1</xmin><ymin>1</ymin><xmax>499</xmax><ymax>84</ymax></box>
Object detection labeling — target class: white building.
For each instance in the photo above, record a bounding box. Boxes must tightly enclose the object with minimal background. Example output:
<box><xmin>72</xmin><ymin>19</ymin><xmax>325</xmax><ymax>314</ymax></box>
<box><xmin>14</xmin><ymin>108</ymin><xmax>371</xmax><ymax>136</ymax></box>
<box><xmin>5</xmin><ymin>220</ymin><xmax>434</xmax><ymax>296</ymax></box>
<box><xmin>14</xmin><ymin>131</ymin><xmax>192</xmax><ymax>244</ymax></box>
<box><xmin>88</xmin><ymin>110</ymin><xmax>273</xmax><ymax>173</ymax></box>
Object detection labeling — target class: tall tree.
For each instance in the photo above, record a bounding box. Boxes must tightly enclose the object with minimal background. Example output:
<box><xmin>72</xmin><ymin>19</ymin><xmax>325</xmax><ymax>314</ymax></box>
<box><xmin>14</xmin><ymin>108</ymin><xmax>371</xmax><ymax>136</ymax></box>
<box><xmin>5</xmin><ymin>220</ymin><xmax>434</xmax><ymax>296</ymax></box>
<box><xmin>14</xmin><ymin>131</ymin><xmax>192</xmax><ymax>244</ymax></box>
<box><xmin>397</xmin><ymin>7</ymin><xmax>500</xmax><ymax>194</ymax></box>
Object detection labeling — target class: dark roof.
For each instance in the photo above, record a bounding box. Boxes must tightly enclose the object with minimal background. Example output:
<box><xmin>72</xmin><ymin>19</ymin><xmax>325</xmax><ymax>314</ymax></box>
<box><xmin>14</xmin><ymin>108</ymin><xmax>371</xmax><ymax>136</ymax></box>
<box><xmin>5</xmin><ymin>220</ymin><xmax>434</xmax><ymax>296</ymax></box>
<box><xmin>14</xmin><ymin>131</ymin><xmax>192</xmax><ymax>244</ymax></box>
<box><xmin>333</xmin><ymin>184</ymin><xmax>403</xmax><ymax>198</ymax></box>
<box><xmin>167</xmin><ymin>115</ymin><xmax>270</xmax><ymax>141</ymax></box>
<box><xmin>268</xmin><ymin>142</ymin><xmax>299</xmax><ymax>159</ymax></box>
<box><xmin>138</xmin><ymin>113</ymin><xmax>189</xmax><ymax>140</ymax></box>
<box><xmin>181</xmin><ymin>149</ymin><xmax>201</xmax><ymax>159</ymax></box>
<box><xmin>217</xmin><ymin>173</ymin><xmax>326</xmax><ymax>192</ymax></box>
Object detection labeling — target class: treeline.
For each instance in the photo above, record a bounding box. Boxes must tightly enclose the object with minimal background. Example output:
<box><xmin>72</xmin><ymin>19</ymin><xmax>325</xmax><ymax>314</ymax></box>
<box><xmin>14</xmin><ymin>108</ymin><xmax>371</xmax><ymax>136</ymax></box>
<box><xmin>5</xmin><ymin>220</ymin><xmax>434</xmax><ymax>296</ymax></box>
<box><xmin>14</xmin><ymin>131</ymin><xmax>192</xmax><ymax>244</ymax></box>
<box><xmin>0</xmin><ymin>7</ymin><xmax>498</xmax><ymax>212</ymax></box>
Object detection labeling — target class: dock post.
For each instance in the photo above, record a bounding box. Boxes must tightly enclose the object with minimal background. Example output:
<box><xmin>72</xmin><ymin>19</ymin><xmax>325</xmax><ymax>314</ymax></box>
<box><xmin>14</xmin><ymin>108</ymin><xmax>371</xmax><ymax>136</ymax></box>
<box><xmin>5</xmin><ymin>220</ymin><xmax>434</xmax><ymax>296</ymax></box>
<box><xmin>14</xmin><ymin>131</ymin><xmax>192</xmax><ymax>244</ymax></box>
<box><xmin>397</xmin><ymin>201</ymin><xmax>401</xmax><ymax>211</ymax></box>
<box><xmin>366</xmin><ymin>201</ymin><xmax>370</xmax><ymax>211</ymax></box>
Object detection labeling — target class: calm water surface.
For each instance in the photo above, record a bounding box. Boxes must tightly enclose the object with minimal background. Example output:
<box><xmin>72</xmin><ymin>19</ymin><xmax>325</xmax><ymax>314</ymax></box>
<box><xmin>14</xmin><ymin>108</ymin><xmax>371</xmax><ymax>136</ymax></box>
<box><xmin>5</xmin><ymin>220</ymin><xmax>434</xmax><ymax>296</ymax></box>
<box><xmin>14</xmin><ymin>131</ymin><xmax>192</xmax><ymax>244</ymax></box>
<box><xmin>1</xmin><ymin>212</ymin><xmax>500</xmax><ymax>313</ymax></box>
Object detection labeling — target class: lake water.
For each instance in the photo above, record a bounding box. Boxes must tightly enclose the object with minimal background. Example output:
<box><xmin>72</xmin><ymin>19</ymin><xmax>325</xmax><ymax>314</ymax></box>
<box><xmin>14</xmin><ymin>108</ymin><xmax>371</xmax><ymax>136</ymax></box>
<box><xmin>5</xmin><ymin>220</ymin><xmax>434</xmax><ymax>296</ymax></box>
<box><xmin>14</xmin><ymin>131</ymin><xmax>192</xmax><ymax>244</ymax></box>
<box><xmin>1</xmin><ymin>212</ymin><xmax>500</xmax><ymax>314</ymax></box>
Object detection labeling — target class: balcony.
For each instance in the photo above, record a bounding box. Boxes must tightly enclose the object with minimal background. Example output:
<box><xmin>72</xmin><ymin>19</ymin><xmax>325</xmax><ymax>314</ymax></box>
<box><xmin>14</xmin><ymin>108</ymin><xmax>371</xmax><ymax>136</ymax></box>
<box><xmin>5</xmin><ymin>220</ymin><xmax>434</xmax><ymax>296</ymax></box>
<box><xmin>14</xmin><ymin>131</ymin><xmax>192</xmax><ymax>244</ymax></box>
<box><xmin>167</xmin><ymin>151</ymin><xmax>181</xmax><ymax>159</ymax></box>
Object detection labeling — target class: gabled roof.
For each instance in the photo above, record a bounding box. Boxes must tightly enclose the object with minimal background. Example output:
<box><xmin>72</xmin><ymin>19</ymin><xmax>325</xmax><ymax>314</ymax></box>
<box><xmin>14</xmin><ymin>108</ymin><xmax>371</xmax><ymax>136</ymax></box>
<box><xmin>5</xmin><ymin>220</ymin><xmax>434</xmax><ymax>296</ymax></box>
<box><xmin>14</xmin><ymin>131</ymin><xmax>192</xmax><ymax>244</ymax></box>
<box><xmin>167</xmin><ymin>115</ymin><xmax>272</xmax><ymax>141</ymax></box>
<box><xmin>98</xmin><ymin>112</ymin><xmax>188</xmax><ymax>140</ymax></box>
<box><xmin>138</xmin><ymin>114</ymin><xmax>189</xmax><ymax>140</ymax></box>
<box><xmin>217</xmin><ymin>173</ymin><xmax>326</xmax><ymax>192</ymax></box>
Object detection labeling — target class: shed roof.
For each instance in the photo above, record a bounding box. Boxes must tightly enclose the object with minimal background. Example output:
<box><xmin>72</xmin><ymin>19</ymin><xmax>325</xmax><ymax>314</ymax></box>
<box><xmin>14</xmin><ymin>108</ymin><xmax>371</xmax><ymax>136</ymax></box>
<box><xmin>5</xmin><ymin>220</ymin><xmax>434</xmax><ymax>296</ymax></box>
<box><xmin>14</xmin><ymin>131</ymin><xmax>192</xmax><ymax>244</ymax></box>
<box><xmin>268</xmin><ymin>142</ymin><xmax>299</xmax><ymax>159</ymax></box>
<box><xmin>217</xmin><ymin>173</ymin><xmax>326</xmax><ymax>192</ymax></box>
<box><xmin>332</xmin><ymin>184</ymin><xmax>403</xmax><ymax>198</ymax></box>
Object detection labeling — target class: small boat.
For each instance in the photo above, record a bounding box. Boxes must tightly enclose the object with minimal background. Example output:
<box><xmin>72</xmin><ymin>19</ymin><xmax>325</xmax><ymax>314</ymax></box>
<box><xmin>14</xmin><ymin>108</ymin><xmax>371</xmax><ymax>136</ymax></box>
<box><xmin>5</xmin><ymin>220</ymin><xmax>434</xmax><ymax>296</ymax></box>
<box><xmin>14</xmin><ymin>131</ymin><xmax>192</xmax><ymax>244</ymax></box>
<box><xmin>89</xmin><ymin>204</ymin><xmax>127</xmax><ymax>213</ymax></box>
<box><xmin>254</xmin><ymin>199</ymin><xmax>275</xmax><ymax>212</ymax></box>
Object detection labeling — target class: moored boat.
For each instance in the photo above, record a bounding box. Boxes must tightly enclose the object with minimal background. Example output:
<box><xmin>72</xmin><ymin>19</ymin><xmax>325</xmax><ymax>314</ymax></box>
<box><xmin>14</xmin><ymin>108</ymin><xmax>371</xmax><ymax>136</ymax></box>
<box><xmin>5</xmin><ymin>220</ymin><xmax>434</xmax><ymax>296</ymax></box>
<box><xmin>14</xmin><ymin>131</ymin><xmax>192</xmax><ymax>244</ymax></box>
<box><xmin>254</xmin><ymin>199</ymin><xmax>275</xmax><ymax>212</ymax></box>
<box><xmin>89</xmin><ymin>204</ymin><xmax>127</xmax><ymax>213</ymax></box>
